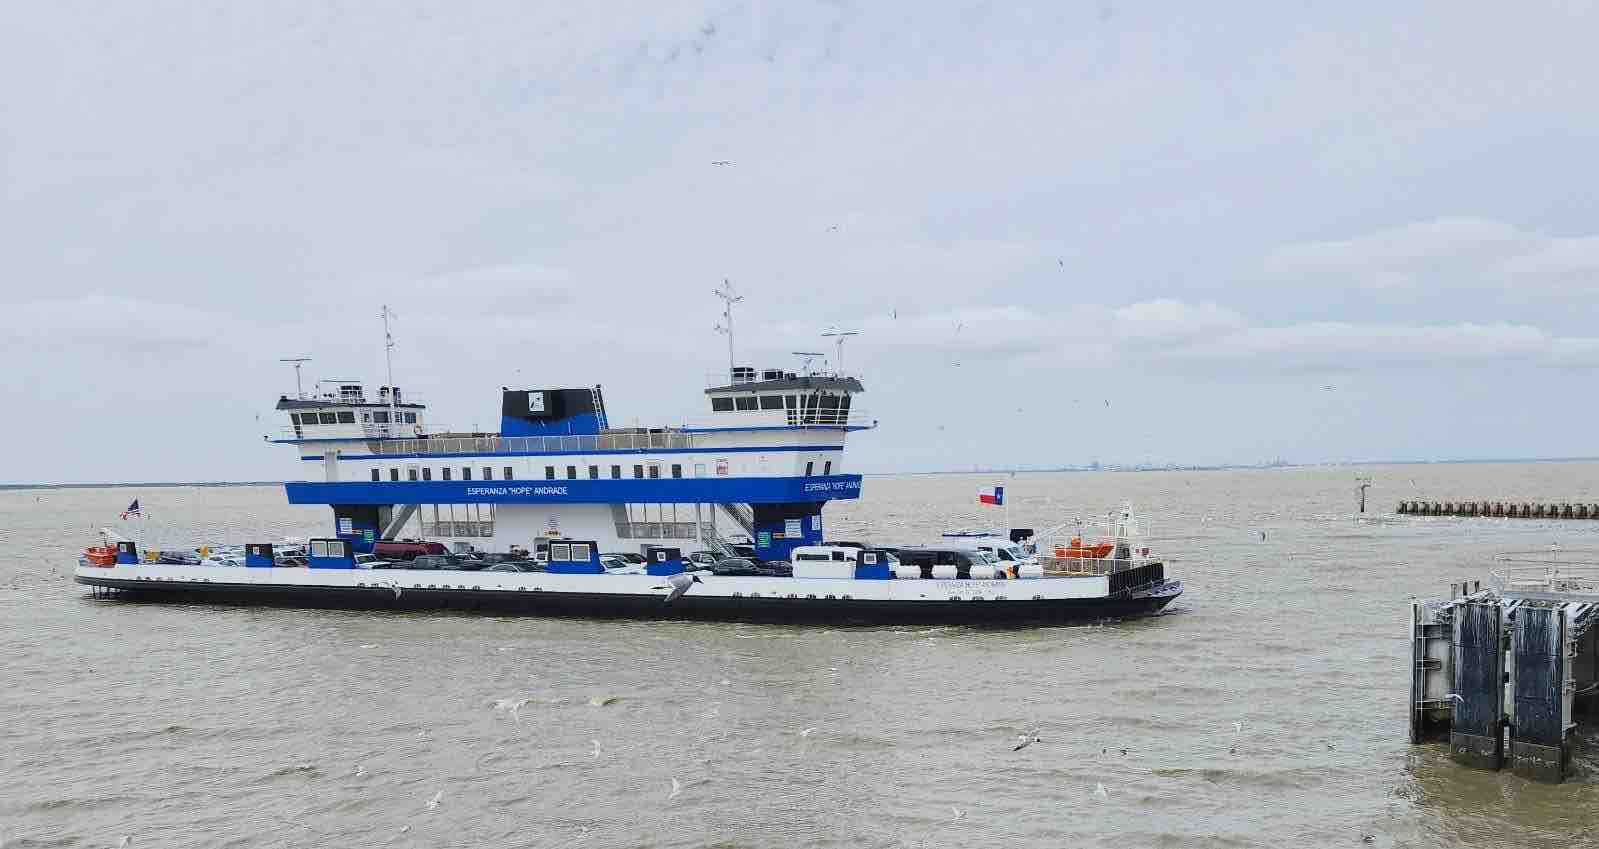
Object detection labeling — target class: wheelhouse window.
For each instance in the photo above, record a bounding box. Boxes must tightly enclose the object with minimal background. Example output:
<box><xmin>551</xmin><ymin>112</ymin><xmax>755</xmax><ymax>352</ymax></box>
<box><xmin>734</xmin><ymin>396</ymin><xmax>758</xmax><ymax>411</ymax></box>
<box><xmin>759</xmin><ymin>395</ymin><xmax>784</xmax><ymax>410</ymax></box>
<box><xmin>545</xmin><ymin>466</ymin><xmax>556</xmax><ymax>480</ymax></box>
<box><xmin>319</xmin><ymin>412</ymin><xmax>338</xmax><ymax>424</ymax></box>
<box><xmin>711</xmin><ymin>397</ymin><xmax>735</xmax><ymax>412</ymax></box>
<box><xmin>373</xmin><ymin>411</ymin><xmax>391</xmax><ymax>424</ymax></box>
<box><xmin>336</xmin><ymin>411</ymin><xmax>356</xmax><ymax>424</ymax></box>
<box><xmin>403</xmin><ymin>412</ymin><xmax>417</xmax><ymax>423</ymax></box>
<box><xmin>671</xmin><ymin>464</ymin><xmax>682</xmax><ymax>478</ymax></box>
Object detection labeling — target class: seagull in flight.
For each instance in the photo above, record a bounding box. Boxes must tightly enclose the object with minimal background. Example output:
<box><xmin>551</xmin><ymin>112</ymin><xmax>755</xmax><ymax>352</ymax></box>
<box><xmin>711</xmin><ymin>160</ymin><xmax>733</xmax><ymax>166</ymax></box>
<box><xmin>426</xmin><ymin>790</ymin><xmax>443</xmax><ymax>811</ymax></box>
<box><xmin>1012</xmin><ymin>733</ymin><xmax>1041</xmax><ymax>751</ymax></box>
<box><xmin>1093</xmin><ymin>782</ymin><xmax>1109</xmax><ymax>799</ymax></box>
<box><xmin>799</xmin><ymin>727</ymin><xmax>818</xmax><ymax>737</ymax></box>
<box><xmin>669</xmin><ymin>777</ymin><xmax>682</xmax><ymax>799</ymax></box>
<box><xmin>653</xmin><ymin>572</ymin><xmax>702</xmax><ymax>603</ymax></box>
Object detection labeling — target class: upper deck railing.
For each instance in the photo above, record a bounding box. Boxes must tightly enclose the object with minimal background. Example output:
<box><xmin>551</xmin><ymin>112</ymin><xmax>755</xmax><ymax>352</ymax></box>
<box><xmin>367</xmin><ymin>431</ymin><xmax>697</xmax><ymax>456</ymax></box>
<box><xmin>1491</xmin><ymin>551</ymin><xmax>1599</xmax><ymax>596</ymax></box>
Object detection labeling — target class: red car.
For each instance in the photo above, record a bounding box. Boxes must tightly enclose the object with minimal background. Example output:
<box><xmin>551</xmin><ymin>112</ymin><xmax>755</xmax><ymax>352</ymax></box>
<box><xmin>371</xmin><ymin>540</ymin><xmax>448</xmax><ymax>561</ymax></box>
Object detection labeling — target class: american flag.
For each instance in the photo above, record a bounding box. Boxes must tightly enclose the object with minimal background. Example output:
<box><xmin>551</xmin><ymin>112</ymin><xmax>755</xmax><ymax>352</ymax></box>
<box><xmin>120</xmin><ymin>499</ymin><xmax>142</xmax><ymax>519</ymax></box>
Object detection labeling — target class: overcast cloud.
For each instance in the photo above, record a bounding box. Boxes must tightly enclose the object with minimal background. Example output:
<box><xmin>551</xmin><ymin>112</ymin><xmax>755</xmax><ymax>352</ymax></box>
<box><xmin>4</xmin><ymin>1</ymin><xmax>1598</xmax><ymax>483</ymax></box>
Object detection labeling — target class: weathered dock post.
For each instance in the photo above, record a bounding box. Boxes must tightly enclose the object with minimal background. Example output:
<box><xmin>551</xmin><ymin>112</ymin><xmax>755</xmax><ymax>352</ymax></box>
<box><xmin>1410</xmin><ymin>553</ymin><xmax>1599</xmax><ymax>783</ymax></box>
<box><xmin>1509</xmin><ymin>605</ymin><xmax>1569</xmax><ymax>782</ymax></box>
<box><xmin>1450</xmin><ymin>601</ymin><xmax>1505</xmax><ymax>770</ymax></box>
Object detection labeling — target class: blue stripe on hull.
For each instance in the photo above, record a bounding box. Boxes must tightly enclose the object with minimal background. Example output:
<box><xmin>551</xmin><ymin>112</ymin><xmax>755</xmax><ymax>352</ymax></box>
<box><xmin>284</xmin><ymin>474</ymin><xmax>864</xmax><ymax>505</ymax></box>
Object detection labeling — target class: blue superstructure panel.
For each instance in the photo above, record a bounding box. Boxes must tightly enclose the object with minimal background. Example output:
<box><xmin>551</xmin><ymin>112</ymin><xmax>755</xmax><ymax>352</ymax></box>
<box><xmin>245</xmin><ymin>543</ymin><xmax>275</xmax><ymax>568</ymax></box>
<box><xmin>308</xmin><ymin>538</ymin><xmax>356</xmax><ymax>569</ymax></box>
<box><xmin>500</xmin><ymin>411</ymin><xmax>603</xmax><ymax>437</ymax></box>
<box><xmin>546</xmin><ymin>539</ymin><xmax>603</xmax><ymax>574</ymax></box>
<box><xmin>645</xmin><ymin>546</ymin><xmax>684</xmax><ymax>576</ymax></box>
<box><xmin>854</xmin><ymin>549</ymin><xmax>893</xmax><ymax>580</ymax></box>
<box><xmin>115</xmin><ymin>541</ymin><xmax>139</xmax><ymax>564</ymax></box>
<box><xmin>284</xmin><ymin>475</ymin><xmax>864</xmax><ymax>505</ymax></box>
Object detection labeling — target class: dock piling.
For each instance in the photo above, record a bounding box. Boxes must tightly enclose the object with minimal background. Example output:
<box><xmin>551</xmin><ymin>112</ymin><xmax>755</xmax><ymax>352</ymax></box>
<box><xmin>1450</xmin><ymin>601</ymin><xmax>1506</xmax><ymax>771</ymax></box>
<box><xmin>1509</xmin><ymin>605</ymin><xmax>1570</xmax><ymax>782</ymax></box>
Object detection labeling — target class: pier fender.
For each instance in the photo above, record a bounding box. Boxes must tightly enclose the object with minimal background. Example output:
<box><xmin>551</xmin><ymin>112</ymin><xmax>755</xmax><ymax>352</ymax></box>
<box><xmin>1450</xmin><ymin>602</ymin><xmax>1505</xmax><ymax>771</ymax></box>
<box><xmin>1510</xmin><ymin>606</ymin><xmax>1570</xmax><ymax>783</ymax></box>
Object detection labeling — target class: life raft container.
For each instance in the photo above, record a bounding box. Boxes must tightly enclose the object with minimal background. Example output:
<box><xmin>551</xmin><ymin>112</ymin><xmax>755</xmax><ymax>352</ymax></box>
<box><xmin>1053</xmin><ymin>537</ymin><xmax>1115</xmax><ymax>559</ymax></box>
<box><xmin>84</xmin><ymin>546</ymin><xmax>118</xmax><ymax>566</ymax></box>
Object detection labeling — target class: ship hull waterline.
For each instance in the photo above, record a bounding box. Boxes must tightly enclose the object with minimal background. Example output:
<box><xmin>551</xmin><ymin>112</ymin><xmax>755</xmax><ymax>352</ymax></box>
<box><xmin>74</xmin><ymin>572</ymin><xmax>1182</xmax><ymax>626</ymax></box>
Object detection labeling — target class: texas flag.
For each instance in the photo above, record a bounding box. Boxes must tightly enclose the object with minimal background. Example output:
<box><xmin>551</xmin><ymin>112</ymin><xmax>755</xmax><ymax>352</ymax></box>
<box><xmin>978</xmin><ymin>486</ymin><xmax>1004</xmax><ymax>506</ymax></box>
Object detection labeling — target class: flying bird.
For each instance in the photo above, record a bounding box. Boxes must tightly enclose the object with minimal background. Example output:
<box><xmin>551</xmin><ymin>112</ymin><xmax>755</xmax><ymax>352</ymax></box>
<box><xmin>591</xmin><ymin>739</ymin><xmax>602</xmax><ymax>759</ymax></box>
<box><xmin>828</xmin><ymin>224</ymin><xmax>840</xmax><ymax>231</ymax></box>
<box><xmin>653</xmin><ymin>572</ymin><xmax>702</xmax><ymax>603</ymax></box>
<box><xmin>1093</xmin><ymin>782</ymin><xmax>1109</xmax><ymax>799</ymax></box>
<box><xmin>1012</xmin><ymin>733</ymin><xmax>1041</xmax><ymax>752</ymax></box>
<box><xmin>1233</xmin><ymin>721</ymin><xmax>1244</xmax><ymax>733</ymax></box>
<box><xmin>426</xmin><ymin>790</ymin><xmax>443</xmax><ymax>811</ymax></box>
<box><xmin>711</xmin><ymin>160</ymin><xmax>733</xmax><ymax>166</ymax></box>
<box><xmin>669</xmin><ymin>778</ymin><xmax>682</xmax><ymax>799</ymax></box>
<box><xmin>799</xmin><ymin>727</ymin><xmax>818</xmax><ymax>737</ymax></box>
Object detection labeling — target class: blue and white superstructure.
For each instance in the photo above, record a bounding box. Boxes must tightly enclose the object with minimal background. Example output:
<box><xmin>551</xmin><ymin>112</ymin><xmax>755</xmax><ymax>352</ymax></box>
<box><xmin>271</xmin><ymin>365</ymin><xmax>870</xmax><ymax>563</ymax></box>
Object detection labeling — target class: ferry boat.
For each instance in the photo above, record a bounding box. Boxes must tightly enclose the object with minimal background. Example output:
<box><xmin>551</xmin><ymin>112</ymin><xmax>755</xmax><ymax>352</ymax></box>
<box><xmin>74</xmin><ymin>358</ymin><xmax>1181</xmax><ymax>624</ymax></box>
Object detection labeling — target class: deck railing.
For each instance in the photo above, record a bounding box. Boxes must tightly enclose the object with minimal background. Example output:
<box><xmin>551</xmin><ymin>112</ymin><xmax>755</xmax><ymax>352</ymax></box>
<box><xmin>367</xmin><ymin>431</ymin><xmax>695</xmax><ymax>456</ymax></box>
<box><xmin>1491</xmin><ymin>551</ymin><xmax>1599</xmax><ymax>595</ymax></box>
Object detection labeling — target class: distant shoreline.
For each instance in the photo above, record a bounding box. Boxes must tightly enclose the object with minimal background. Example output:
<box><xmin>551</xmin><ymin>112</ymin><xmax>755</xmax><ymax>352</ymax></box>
<box><xmin>6</xmin><ymin>455</ymin><xmax>1599</xmax><ymax>490</ymax></box>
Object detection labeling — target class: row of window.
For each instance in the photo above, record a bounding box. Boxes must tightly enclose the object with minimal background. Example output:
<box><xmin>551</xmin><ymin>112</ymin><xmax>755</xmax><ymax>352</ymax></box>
<box><xmin>293</xmin><ymin>410</ymin><xmax>418</xmax><ymax>426</ymax></box>
<box><xmin>543</xmin><ymin>463</ymin><xmax>679</xmax><ymax>480</ymax></box>
<box><xmin>710</xmin><ymin>393</ymin><xmax>853</xmax><ymax>413</ymax></box>
<box><xmin>369</xmin><ymin>459</ymin><xmax>835</xmax><ymax>482</ymax></box>
<box><xmin>373</xmin><ymin>465</ymin><xmax>516</xmax><ymax>482</ymax></box>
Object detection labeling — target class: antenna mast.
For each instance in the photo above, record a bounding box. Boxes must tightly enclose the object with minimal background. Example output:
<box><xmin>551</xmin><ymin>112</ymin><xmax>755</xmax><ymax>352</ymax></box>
<box><xmin>279</xmin><ymin>357</ymin><xmax>312</xmax><ymax>399</ymax></box>
<box><xmin>820</xmin><ymin>327</ymin><xmax>860</xmax><ymax>373</ymax></box>
<box><xmin>713</xmin><ymin>279</ymin><xmax>743</xmax><ymax>376</ymax></box>
<box><xmin>382</xmin><ymin>305</ymin><xmax>398</xmax><ymax>433</ymax></box>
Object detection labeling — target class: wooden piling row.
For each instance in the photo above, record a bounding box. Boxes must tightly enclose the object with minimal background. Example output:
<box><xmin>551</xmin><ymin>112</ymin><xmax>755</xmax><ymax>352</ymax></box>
<box><xmin>1396</xmin><ymin>501</ymin><xmax>1599</xmax><ymax>519</ymax></box>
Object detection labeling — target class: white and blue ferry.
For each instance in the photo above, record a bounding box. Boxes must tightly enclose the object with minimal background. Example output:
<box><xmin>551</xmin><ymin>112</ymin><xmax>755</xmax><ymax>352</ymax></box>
<box><xmin>75</xmin><ymin>359</ymin><xmax>1180</xmax><ymax>624</ymax></box>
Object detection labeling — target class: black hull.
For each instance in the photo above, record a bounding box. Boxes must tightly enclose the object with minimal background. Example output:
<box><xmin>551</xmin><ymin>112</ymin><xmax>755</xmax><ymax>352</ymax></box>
<box><xmin>75</xmin><ymin>575</ymin><xmax>1182</xmax><ymax>626</ymax></box>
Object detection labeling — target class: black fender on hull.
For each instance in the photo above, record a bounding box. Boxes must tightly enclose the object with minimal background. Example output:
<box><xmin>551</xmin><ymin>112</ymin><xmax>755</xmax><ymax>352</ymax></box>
<box><xmin>75</xmin><ymin>576</ymin><xmax>1182</xmax><ymax>626</ymax></box>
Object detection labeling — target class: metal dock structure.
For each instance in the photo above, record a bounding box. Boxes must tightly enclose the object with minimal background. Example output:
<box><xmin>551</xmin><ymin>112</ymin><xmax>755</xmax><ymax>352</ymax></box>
<box><xmin>1409</xmin><ymin>552</ymin><xmax>1599</xmax><ymax>782</ymax></box>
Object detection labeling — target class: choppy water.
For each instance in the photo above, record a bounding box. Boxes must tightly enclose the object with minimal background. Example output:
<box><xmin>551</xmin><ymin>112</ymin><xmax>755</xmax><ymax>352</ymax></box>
<box><xmin>4</xmin><ymin>464</ymin><xmax>1599</xmax><ymax>848</ymax></box>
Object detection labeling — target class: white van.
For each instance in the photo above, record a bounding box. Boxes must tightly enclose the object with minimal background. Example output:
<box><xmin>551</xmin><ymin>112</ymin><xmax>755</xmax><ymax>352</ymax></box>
<box><xmin>789</xmin><ymin>545</ymin><xmax>859</xmax><ymax>579</ymax></box>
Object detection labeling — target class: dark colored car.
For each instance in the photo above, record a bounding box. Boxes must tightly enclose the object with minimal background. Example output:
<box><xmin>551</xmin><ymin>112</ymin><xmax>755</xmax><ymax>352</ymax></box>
<box><xmin>408</xmin><ymin>554</ymin><xmax>462</xmax><ymax>570</ymax></box>
<box><xmin>710</xmin><ymin>557</ymin><xmax>791</xmax><ymax>577</ymax></box>
<box><xmin>372</xmin><ymin>540</ymin><xmax>449</xmax><ymax>561</ymax></box>
<box><xmin>685</xmin><ymin>551</ymin><xmax>719</xmax><ymax>566</ymax></box>
<box><xmin>603</xmin><ymin>552</ymin><xmax>647</xmax><ymax>565</ymax></box>
<box><xmin>486</xmin><ymin>561</ymin><xmax>545</xmax><ymax>573</ymax></box>
<box><xmin>274</xmin><ymin>555</ymin><xmax>309</xmax><ymax>567</ymax></box>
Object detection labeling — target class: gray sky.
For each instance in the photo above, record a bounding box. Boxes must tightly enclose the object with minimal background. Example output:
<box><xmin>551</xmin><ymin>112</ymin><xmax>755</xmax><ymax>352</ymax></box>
<box><xmin>5</xmin><ymin>1</ymin><xmax>1599</xmax><ymax>483</ymax></box>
